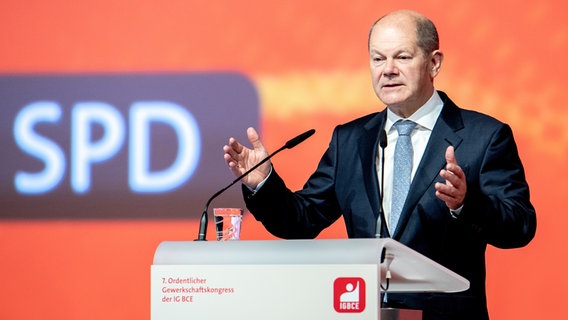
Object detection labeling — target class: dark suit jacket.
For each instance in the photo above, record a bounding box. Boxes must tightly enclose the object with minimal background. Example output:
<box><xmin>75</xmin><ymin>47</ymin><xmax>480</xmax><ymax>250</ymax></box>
<box><xmin>244</xmin><ymin>91</ymin><xmax>536</xmax><ymax>319</ymax></box>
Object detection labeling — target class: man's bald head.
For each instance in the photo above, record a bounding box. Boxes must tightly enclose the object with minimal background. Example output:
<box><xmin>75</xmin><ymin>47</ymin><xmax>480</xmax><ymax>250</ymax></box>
<box><xmin>368</xmin><ymin>10</ymin><xmax>439</xmax><ymax>56</ymax></box>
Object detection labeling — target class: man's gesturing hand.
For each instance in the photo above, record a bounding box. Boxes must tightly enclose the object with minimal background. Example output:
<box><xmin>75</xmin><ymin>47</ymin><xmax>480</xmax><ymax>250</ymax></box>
<box><xmin>435</xmin><ymin>146</ymin><xmax>467</xmax><ymax>210</ymax></box>
<box><xmin>223</xmin><ymin>127</ymin><xmax>271</xmax><ymax>189</ymax></box>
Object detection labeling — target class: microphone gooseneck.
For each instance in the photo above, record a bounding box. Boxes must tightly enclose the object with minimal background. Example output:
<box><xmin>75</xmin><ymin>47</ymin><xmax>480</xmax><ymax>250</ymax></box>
<box><xmin>376</xmin><ymin>129</ymin><xmax>390</xmax><ymax>238</ymax></box>
<box><xmin>195</xmin><ymin>128</ymin><xmax>316</xmax><ymax>241</ymax></box>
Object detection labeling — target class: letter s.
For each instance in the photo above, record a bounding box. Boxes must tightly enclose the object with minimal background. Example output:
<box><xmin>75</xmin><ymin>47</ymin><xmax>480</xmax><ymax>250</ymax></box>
<box><xmin>13</xmin><ymin>102</ymin><xmax>66</xmax><ymax>194</ymax></box>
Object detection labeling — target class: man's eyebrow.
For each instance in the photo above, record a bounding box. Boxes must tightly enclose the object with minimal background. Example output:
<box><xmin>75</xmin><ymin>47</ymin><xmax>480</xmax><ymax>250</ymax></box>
<box><xmin>369</xmin><ymin>47</ymin><xmax>415</xmax><ymax>55</ymax></box>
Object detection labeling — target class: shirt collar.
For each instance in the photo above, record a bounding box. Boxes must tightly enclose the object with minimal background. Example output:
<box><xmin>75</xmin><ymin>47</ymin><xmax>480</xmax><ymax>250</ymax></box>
<box><xmin>385</xmin><ymin>90</ymin><xmax>444</xmax><ymax>133</ymax></box>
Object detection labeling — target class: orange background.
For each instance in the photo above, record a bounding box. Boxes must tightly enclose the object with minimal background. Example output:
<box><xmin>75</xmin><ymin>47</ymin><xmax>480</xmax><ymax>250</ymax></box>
<box><xmin>1</xmin><ymin>1</ymin><xmax>567</xmax><ymax>319</ymax></box>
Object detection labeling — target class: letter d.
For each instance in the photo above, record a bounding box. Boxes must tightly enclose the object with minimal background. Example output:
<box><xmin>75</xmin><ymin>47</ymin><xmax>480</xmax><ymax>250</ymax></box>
<box><xmin>129</xmin><ymin>101</ymin><xmax>201</xmax><ymax>193</ymax></box>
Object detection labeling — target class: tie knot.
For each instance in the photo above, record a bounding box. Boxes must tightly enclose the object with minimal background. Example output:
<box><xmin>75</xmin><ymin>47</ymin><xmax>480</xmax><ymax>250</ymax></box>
<box><xmin>394</xmin><ymin>120</ymin><xmax>416</xmax><ymax>136</ymax></box>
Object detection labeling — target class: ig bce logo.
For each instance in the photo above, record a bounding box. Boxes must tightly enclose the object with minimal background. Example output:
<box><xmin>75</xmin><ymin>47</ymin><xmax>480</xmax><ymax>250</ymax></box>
<box><xmin>0</xmin><ymin>73</ymin><xmax>259</xmax><ymax>219</ymax></box>
<box><xmin>333</xmin><ymin>277</ymin><xmax>366</xmax><ymax>313</ymax></box>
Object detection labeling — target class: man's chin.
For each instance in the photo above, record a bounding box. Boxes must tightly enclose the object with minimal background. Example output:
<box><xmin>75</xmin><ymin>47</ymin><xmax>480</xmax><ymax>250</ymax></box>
<box><xmin>378</xmin><ymin>92</ymin><xmax>407</xmax><ymax>107</ymax></box>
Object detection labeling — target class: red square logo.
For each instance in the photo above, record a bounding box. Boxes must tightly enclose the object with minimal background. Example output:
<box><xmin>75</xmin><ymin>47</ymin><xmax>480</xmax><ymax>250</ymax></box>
<box><xmin>333</xmin><ymin>277</ymin><xmax>366</xmax><ymax>313</ymax></box>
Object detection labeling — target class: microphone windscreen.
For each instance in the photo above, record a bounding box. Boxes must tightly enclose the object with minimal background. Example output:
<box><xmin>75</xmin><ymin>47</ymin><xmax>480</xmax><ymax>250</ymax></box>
<box><xmin>379</xmin><ymin>129</ymin><xmax>388</xmax><ymax>149</ymax></box>
<box><xmin>284</xmin><ymin>129</ymin><xmax>315</xmax><ymax>149</ymax></box>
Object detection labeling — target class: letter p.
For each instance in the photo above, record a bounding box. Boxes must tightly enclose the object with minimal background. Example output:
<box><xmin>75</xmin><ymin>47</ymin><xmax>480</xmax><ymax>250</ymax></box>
<box><xmin>71</xmin><ymin>102</ymin><xmax>125</xmax><ymax>193</ymax></box>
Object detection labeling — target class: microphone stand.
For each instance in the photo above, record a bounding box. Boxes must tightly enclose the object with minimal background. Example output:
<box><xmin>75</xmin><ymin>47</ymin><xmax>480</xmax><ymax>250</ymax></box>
<box><xmin>195</xmin><ymin>129</ymin><xmax>315</xmax><ymax>241</ymax></box>
<box><xmin>376</xmin><ymin>129</ymin><xmax>390</xmax><ymax>238</ymax></box>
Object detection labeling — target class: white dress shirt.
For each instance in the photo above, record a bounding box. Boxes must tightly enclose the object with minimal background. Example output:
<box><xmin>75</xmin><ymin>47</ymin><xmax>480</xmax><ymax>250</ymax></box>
<box><xmin>376</xmin><ymin>90</ymin><xmax>444</xmax><ymax>230</ymax></box>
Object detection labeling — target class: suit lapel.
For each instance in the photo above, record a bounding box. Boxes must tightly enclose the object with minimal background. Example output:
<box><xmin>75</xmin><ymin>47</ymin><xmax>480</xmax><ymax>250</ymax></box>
<box><xmin>359</xmin><ymin>112</ymin><xmax>386</xmax><ymax>220</ymax></box>
<box><xmin>392</xmin><ymin>92</ymin><xmax>464</xmax><ymax>238</ymax></box>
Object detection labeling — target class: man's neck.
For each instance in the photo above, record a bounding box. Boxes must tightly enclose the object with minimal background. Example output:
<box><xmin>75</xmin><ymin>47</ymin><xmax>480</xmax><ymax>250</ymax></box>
<box><xmin>387</xmin><ymin>88</ymin><xmax>435</xmax><ymax>118</ymax></box>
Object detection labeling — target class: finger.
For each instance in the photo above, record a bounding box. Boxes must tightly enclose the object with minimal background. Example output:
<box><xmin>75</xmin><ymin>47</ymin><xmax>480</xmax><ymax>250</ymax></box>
<box><xmin>444</xmin><ymin>146</ymin><xmax>465</xmax><ymax>181</ymax></box>
<box><xmin>446</xmin><ymin>162</ymin><xmax>464</xmax><ymax>175</ymax></box>
<box><xmin>435</xmin><ymin>183</ymin><xmax>461</xmax><ymax>209</ymax></box>
<box><xmin>222</xmin><ymin>147</ymin><xmax>239</xmax><ymax>168</ymax></box>
<box><xmin>440</xmin><ymin>168</ymin><xmax>458</xmax><ymax>187</ymax></box>
<box><xmin>223</xmin><ymin>147</ymin><xmax>237</xmax><ymax>162</ymax></box>
<box><xmin>247</xmin><ymin>127</ymin><xmax>267</xmax><ymax>153</ymax></box>
<box><xmin>435</xmin><ymin>189</ymin><xmax>452</xmax><ymax>203</ymax></box>
<box><xmin>228</xmin><ymin>137</ymin><xmax>243</xmax><ymax>153</ymax></box>
<box><xmin>223</xmin><ymin>139</ymin><xmax>242</xmax><ymax>160</ymax></box>
<box><xmin>435</xmin><ymin>181</ymin><xmax>454</xmax><ymax>197</ymax></box>
<box><xmin>223</xmin><ymin>153</ymin><xmax>237</xmax><ymax>168</ymax></box>
<box><xmin>441</xmin><ymin>167</ymin><xmax>467</xmax><ymax>195</ymax></box>
<box><xmin>445</xmin><ymin>146</ymin><xmax>457</xmax><ymax>165</ymax></box>
<box><xmin>435</xmin><ymin>183</ymin><xmax>452</xmax><ymax>201</ymax></box>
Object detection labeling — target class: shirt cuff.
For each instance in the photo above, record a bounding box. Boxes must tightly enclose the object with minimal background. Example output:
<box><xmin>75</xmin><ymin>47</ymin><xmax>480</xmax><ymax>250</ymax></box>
<box><xmin>450</xmin><ymin>204</ymin><xmax>464</xmax><ymax>219</ymax></box>
<box><xmin>245</xmin><ymin>167</ymin><xmax>273</xmax><ymax>194</ymax></box>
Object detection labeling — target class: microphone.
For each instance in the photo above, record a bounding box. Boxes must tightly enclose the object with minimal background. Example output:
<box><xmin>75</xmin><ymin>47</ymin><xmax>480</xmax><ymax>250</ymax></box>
<box><xmin>285</xmin><ymin>129</ymin><xmax>316</xmax><ymax>149</ymax></box>
<box><xmin>375</xmin><ymin>129</ymin><xmax>390</xmax><ymax>238</ymax></box>
<box><xmin>195</xmin><ymin>128</ymin><xmax>316</xmax><ymax>241</ymax></box>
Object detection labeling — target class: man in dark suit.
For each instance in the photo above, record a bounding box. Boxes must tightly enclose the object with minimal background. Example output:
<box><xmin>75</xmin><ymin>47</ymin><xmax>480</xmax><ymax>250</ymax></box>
<box><xmin>223</xmin><ymin>10</ymin><xmax>536</xmax><ymax>320</ymax></box>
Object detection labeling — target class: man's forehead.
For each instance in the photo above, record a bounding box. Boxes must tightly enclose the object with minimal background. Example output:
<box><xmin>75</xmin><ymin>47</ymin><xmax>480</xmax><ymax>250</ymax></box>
<box><xmin>371</xmin><ymin>18</ymin><xmax>416</xmax><ymax>37</ymax></box>
<box><xmin>369</xmin><ymin>27</ymin><xmax>417</xmax><ymax>51</ymax></box>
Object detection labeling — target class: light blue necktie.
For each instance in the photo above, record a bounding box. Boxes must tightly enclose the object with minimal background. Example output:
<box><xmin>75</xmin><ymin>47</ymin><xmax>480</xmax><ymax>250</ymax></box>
<box><xmin>390</xmin><ymin>120</ymin><xmax>417</xmax><ymax>234</ymax></box>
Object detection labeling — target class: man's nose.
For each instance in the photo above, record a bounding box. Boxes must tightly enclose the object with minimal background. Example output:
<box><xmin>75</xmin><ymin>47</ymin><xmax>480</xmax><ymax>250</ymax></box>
<box><xmin>383</xmin><ymin>59</ymin><xmax>398</xmax><ymax>75</ymax></box>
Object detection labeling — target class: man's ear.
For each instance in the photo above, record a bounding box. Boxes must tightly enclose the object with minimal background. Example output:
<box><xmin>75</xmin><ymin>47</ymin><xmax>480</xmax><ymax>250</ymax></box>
<box><xmin>430</xmin><ymin>50</ymin><xmax>444</xmax><ymax>77</ymax></box>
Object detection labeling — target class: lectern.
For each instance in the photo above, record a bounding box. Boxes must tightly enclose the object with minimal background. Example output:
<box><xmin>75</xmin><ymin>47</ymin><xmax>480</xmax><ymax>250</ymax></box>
<box><xmin>151</xmin><ymin>238</ymin><xmax>468</xmax><ymax>319</ymax></box>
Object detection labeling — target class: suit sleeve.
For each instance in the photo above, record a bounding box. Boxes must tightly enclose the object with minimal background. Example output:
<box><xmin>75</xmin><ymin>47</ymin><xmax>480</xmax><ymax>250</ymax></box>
<box><xmin>460</xmin><ymin>123</ymin><xmax>537</xmax><ymax>248</ymax></box>
<box><xmin>242</xmin><ymin>129</ymin><xmax>343</xmax><ymax>239</ymax></box>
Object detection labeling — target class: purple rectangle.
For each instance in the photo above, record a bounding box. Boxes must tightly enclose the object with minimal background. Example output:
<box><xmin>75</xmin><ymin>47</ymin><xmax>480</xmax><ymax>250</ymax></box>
<box><xmin>0</xmin><ymin>73</ymin><xmax>259</xmax><ymax>219</ymax></box>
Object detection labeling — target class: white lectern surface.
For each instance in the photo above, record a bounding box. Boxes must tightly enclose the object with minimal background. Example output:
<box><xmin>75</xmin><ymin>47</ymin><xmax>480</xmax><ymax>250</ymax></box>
<box><xmin>151</xmin><ymin>239</ymin><xmax>469</xmax><ymax>320</ymax></box>
<box><xmin>153</xmin><ymin>238</ymin><xmax>469</xmax><ymax>292</ymax></box>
